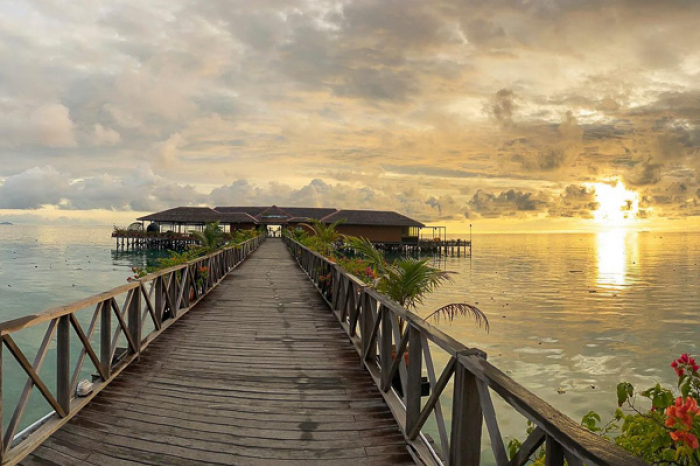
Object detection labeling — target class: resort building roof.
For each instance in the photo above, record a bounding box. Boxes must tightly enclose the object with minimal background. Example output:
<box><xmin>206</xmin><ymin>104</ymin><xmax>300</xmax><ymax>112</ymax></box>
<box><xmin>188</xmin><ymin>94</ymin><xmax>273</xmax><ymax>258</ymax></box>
<box><xmin>320</xmin><ymin>209</ymin><xmax>425</xmax><ymax>227</ymax></box>
<box><xmin>138</xmin><ymin>205</ymin><xmax>424</xmax><ymax>227</ymax></box>
<box><xmin>137</xmin><ymin>207</ymin><xmax>227</xmax><ymax>224</ymax></box>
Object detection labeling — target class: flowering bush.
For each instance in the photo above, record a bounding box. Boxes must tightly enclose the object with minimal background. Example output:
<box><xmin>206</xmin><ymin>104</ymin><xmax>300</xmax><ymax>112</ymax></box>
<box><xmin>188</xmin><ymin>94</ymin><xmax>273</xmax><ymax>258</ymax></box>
<box><xmin>508</xmin><ymin>353</ymin><xmax>700</xmax><ymax>465</ymax></box>
<box><xmin>595</xmin><ymin>353</ymin><xmax>700</xmax><ymax>464</ymax></box>
<box><xmin>126</xmin><ymin>266</ymin><xmax>147</xmax><ymax>282</ymax></box>
<box><xmin>335</xmin><ymin>257</ymin><xmax>377</xmax><ymax>284</ymax></box>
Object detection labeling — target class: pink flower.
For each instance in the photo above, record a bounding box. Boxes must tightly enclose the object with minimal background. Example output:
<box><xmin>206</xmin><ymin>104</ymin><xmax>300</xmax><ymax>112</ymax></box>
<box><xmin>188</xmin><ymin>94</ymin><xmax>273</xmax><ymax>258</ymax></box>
<box><xmin>671</xmin><ymin>353</ymin><xmax>700</xmax><ymax>377</ymax></box>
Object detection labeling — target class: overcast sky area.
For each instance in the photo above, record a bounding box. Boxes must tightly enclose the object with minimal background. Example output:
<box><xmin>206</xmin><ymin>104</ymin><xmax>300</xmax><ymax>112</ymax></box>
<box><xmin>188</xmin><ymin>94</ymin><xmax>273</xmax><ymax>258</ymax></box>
<box><xmin>1</xmin><ymin>0</ymin><xmax>699</xmax><ymax>231</ymax></box>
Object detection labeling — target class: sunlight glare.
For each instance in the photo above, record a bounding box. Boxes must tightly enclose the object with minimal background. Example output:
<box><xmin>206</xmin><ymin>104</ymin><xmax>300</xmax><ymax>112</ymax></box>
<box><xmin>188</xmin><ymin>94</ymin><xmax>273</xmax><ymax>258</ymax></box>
<box><xmin>590</xmin><ymin>182</ymin><xmax>639</xmax><ymax>228</ymax></box>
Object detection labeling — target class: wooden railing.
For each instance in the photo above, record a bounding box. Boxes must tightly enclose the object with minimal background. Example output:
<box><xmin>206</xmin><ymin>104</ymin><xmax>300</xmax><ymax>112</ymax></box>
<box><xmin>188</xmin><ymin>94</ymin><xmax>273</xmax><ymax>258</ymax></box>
<box><xmin>0</xmin><ymin>235</ymin><xmax>265</xmax><ymax>465</ymax></box>
<box><xmin>284</xmin><ymin>237</ymin><xmax>647</xmax><ymax>466</ymax></box>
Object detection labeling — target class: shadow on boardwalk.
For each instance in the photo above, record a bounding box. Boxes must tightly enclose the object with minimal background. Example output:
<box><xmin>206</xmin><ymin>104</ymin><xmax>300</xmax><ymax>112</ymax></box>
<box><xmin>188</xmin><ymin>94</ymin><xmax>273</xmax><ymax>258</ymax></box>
<box><xmin>22</xmin><ymin>239</ymin><xmax>414</xmax><ymax>466</ymax></box>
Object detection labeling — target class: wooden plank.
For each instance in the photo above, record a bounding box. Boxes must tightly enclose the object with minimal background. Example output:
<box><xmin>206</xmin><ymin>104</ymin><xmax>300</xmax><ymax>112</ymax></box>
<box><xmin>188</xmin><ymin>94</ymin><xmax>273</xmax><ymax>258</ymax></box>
<box><xmin>449</xmin><ymin>362</ymin><xmax>482</xmax><ymax>466</ymax></box>
<box><xmin>56</xmin><ymin>316</ymin><xmax>71</xmax><ymax>416</ymax></box>
<box><xmin>3</xmin><ymin>335</ymin><xmax>65</xmax><ymax>418</ymax></box>
<box><xmin>404</xmin><ymin>326</ymin><xmax>422</xmax><ymax>437</ymax></box>
<box><xmin>506</xmin><ymin>427</ymin><xmax>545</xmax><ymax>466</ymax></box>
<box><xmin>9</xmin><ymin>239</ymin><xmax>414</xmax><ymax>466</ymax></box>
<box><xmin>3</xmin><ymin>321</ymin><xmax>57</xmax><ymax>453</ymax></box>
<box><xmin>545</xmin><ymin>436</ymin><xmax>565</xmax><ymax>466</ymax></box>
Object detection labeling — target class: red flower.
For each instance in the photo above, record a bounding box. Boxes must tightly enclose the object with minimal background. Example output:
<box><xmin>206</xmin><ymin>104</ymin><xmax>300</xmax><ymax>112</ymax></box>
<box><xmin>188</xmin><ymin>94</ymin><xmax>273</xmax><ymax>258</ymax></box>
<box><xmin>666</xmin><ymin>397</ymin><xmax>700</xmax><ymax>430</ymax></box>
<box><xmin>671</xmin><ymin>353</ymin><xmax>700</xmax><ymax>377</ymax></box>
<box><xmin>670</xmin><ymin>431</ymin><xmax>700</xmax><ymax>449</ymax></box>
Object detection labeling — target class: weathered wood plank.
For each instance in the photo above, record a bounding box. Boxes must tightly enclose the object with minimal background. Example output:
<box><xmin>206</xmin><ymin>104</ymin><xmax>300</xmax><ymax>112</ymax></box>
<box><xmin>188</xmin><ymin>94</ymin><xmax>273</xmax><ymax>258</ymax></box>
<box><xmin>16</xmin><ymin>239</ymin><xmax>412</xmax><ymax>466</ymax></box>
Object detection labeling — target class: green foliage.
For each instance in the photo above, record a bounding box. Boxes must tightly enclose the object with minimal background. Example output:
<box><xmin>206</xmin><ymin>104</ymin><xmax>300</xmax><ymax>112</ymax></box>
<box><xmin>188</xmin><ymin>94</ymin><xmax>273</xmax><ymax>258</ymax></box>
<box><xmin>378</xmin><ymin>257</ymin><xmax>450</xmax><ymax>309</ymax></box>
<box><xmin>285</xmin><ymin>227</ymin><xmax>309</xmax><ymax>243</ymax></box>
<box><xmin>344</xmin><ymin>236</ymin><xmax>386</xmax><ymax>275</ymax></box>
<box><xmin>334</xmin><ymin>257</ymin><xmax>377</xmax><ymax>284</ymax></box>
<box><xmin>509</xmin><ymin>353</ymin><xmax>700</xmax><ymax>465</ymax></box>
<box><xmin>190</xmin><ymin>221</ymin><xmax>224</xmax><ymax>253</ymax></box>
<box><xmin>298</xmin><ymin>219</ymin><xmax>344</xmax><ymax>255</ymax></box>
<box><xmin>617</xmin><ymin>382</ymin><xmax>635</xmax><ymax>407</ymax></box>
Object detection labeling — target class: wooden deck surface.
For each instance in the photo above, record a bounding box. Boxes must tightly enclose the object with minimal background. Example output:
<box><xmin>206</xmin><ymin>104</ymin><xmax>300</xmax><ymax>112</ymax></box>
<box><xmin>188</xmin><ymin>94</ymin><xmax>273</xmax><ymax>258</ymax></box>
<box><xmin>21</xmin><ymin>239</ymin><xmax>415</xmax><ymax>466</ymax></box>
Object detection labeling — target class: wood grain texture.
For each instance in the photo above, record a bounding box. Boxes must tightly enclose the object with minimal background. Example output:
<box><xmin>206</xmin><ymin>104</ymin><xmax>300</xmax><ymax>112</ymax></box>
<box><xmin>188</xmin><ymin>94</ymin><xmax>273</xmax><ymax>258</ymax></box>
<box><xmin>20</xmin><ymin>239</ymin><xmax>414</xmax><ymax>466</ymax></box>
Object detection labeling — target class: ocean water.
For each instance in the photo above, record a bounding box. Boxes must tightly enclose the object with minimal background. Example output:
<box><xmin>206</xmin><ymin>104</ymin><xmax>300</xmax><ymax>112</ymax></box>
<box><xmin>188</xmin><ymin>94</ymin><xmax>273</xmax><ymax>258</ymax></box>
<box><xmin>416</xmin><ymin>229</ymin><xmax>700</xmax><ymax>458</ymax></box>
<box><xmin>0</xmin><ymin>225</ymin><xmax>698</xmax><ymax>460</ymax></box>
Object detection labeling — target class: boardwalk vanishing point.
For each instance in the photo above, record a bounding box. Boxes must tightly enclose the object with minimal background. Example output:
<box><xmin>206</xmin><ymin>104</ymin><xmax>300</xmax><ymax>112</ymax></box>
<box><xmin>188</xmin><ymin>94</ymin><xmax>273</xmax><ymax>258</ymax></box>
<box><xmin>0</xmin><ymin>235</ymin><xmax>648</xmax><ymax>466</ymax></box>
<box><xmin>20</xmin><ymin>240</ymin><xmax>414</xmax><ymax>465</ymax></box>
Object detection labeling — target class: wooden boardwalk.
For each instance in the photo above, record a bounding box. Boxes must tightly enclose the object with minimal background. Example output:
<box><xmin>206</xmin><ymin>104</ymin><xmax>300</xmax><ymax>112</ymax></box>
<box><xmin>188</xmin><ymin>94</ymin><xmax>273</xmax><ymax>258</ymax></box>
<box><xmin>21</xmin><ymin>240</ymin><xmax>414</xmax><ymax>466</ymax></box>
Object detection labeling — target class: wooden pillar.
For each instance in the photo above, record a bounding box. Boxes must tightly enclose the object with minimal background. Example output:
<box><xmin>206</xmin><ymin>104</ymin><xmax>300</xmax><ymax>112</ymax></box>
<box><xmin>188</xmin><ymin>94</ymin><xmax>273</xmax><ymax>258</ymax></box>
<box><xmin>100</xmin><ymin>300</ymin><xmax>111</xmax><ymax>379</ymax></box>
<box><xmin>545</xmin><ymin>436</ymin><xmax>565</xmax><ymax>466</ymax></box>
<box><xmin>128</xmin><ymin>288</ymin><xmax>141</xmax><ymax>356</ymax></box>
<box><xmin>449</xmin><ymin>362</ymin><xmax>482</xmax><ymax>466</ymax></box>
<box><xmin>380</xmin><ymin>306</ymin><xmax>392</xmax><ymax>389</ymax></box>
<box><xmin>56</xmin><ymin>315</ymin><xmax>71</xmax><ymax>415</ymax></box>
<box><xmin>405</xmin><ymin>325</ymin><xmax>423</xmax><ymax>435</ymax></box>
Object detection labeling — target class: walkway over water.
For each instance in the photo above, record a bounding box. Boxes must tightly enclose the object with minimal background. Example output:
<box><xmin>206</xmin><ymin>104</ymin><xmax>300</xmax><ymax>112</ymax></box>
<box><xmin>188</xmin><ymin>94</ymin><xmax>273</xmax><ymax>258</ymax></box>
<box><xmin>21</xmin><ymin>240</ymin><xmax>414</xmax><ymax>465</ymax></box>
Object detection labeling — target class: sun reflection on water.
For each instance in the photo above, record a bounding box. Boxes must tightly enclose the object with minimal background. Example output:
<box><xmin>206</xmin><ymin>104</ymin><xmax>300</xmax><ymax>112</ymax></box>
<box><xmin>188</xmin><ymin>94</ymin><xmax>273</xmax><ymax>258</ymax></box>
<box><xmin>596</xmin><ymin>229</ymin><xmax>637</xmax><ymax>289</ymax></box>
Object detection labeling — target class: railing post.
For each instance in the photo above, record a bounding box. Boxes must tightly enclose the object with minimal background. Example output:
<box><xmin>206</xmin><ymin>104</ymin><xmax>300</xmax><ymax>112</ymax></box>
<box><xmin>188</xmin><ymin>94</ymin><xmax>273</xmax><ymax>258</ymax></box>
<box><xmin>155</xmin><ymin>276</ymin><xmax>163</xmax><ymax>326</ymax></box>
<box><xmin>449</xmin><ymin>361</ymin><xmax>482</xmax><ymax>466</ymax></box>
<box><xmin>405</xmin><ymin>325</ymin><xmax>422</xmax><ymax>435</ymax></box>
<box><xmin>100</xmin><ymin>300</ymin><xmax>111</xmax><ymax>379</ymax></box>
<box><xmin>545</xmin><ymin>436</ymin><xmax>565</xmax><ymax>466</ymax></box>
<box><xmin>56</xmin><ymin>315</ymin><xmax>71</xmax><ymax>415</ymax></box>
<box><xmin>361</xmin><ymin>292</ymin><xmax>376</xmax><ymax>363</ymax></box>
<box><xmin>128</xmin><ymin>288</ymin><xmax>141</xmax><ymax>356</ymax></box>
<box><xmin>380</xmin><ymin>306</ymin><xmax>392</xmax><ymax>389</ymax></box>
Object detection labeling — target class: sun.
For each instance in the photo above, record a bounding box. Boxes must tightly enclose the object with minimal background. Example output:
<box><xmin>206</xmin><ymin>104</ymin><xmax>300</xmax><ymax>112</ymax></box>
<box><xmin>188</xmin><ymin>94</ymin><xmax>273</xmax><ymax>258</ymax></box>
<box><xmin>590</xmin><ymin>181</ymin><xmax>639</xmax><ymax>227</ymax></box>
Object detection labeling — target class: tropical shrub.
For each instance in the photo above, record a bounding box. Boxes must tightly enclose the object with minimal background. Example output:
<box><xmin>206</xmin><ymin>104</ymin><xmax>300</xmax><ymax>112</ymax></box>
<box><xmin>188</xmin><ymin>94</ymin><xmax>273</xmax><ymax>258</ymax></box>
<box><xmin>508</xmin><ymin>353</ymin><xmax>700</xmax><ymax>465</ymax></box>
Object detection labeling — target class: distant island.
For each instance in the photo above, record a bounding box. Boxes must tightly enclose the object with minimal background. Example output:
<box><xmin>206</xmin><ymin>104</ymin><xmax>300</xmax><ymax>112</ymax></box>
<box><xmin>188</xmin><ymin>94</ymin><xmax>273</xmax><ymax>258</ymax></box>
<box><xmin>0</xmin><ymin>222</ymin><xmax>13</xmax><ymax>225</ymax></box>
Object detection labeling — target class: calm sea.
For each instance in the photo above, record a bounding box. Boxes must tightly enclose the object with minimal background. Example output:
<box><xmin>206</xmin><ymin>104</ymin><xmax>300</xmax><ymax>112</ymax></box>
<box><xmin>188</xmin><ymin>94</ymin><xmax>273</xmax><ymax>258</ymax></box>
<box><xmin>418</xmin><ymin>229</ymin><xmax>700</xmax><ymax>458</ymax></box>
<box><xmin>0</xmin><ymin>225</ymin><xmax>698</xmax><ymax>459</ymax></box>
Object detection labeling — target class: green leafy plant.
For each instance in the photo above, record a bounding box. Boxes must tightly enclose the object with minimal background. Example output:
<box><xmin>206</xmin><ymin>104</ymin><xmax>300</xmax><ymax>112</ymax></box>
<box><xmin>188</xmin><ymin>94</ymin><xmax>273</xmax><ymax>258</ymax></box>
<box><xmin>342</xmin><ymin>236</ymin><xmax>488</xmax><ymax>330</ymax></box>
<box><xmin>190</xmin><ymin>222</ymin><xmax>224</xmax><ymax>253</ymax></box>
<box><xmin>508</xmin><ymin>353</ymin><xmax>700</xmax><ymax>465</ymax></box>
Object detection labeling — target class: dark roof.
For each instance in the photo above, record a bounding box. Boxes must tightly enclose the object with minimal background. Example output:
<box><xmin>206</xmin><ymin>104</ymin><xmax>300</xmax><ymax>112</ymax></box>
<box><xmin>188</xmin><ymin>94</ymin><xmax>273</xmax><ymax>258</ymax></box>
<box><xmin>219</xmin><ymin>212</ymin><xmax>259</xmax><ymax>224</ymax></box>
<box><xmin>214</xmin><ymin>206</ymin><xmax>338</xmax><ymax>220</ymax></box>
<box><xmin>256</xmin><ymin>206</ymin><xmax>292</xmax><ymax>221</ymax></box>
<box><xmin>138</xmin><ymin>206</ymin><xmax>424</xmax><ymax>228</ymax></box>
<box><xmin>320</xmin><ymin>210</ymin><xmax>425</xmax><ymax>227</ymax></box>
<box><xmin>137</xmin><ymin>208</ymin><xmax>258</xmax><ymax>224</ymax></box>
<box><xmin>137</xmin><ymin>207</ymin><xmax>225</xmax><ymax>223</ymax></box>
<box><xmin>280</xmin><ymin>207</ymin><xmax>338</xmax><ymax>219</ymax></box>
<box><xmin>215</xmin><ymin>206</ymin><xmax>268</xmax><ymax>217</ymax></box>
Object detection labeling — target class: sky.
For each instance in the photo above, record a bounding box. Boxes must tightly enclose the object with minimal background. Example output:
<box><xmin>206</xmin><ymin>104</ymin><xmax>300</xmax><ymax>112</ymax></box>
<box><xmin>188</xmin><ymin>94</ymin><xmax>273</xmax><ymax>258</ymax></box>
<box><xmin>0</xmin><ymin>0</ymin><xmax>699</xmax><ymax>232</ymax></box>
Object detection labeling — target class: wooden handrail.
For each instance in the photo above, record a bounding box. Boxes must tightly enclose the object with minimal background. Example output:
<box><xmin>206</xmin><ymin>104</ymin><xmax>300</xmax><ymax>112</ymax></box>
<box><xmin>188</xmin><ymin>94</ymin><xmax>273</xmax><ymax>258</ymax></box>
<box><xmin>283</xmin><ymin>236</ymin><xmax>648</xmax><ymax>466</ymax></box>
<box><xmin>0</xmin><ymin>235</ymin><xmax>265</xmax><ymax>466</ymax></box>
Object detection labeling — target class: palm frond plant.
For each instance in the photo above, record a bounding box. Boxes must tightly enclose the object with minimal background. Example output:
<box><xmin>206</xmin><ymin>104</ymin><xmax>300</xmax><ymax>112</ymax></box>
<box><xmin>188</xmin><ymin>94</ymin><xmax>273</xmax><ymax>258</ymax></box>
<box><xmin>299</xmin><ymin>219</ymin><xmax>345</xmax><ymax>255</ymax></box>
<box><xmin>285</xmin><ymin>227</ymin><xmax>309</xmax><ymax>243</ymax></box>
<box><xmin>347</xmin><ymin>240</ymin><xmax>488</xmax><ymax>332</ymax></box>
<box><xmin>345</xmin><ymin>236</ymin><xmax>387</xmax><ymax>277</ymax></box>
<box><xmin>190</xmin><ymin>221</ymin><xmax>224</xmax><ymax>253</ymax></box>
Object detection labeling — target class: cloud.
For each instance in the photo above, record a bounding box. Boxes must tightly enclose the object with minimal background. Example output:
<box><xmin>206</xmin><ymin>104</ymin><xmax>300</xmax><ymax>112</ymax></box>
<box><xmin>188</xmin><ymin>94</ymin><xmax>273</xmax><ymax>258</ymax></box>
<box><xmin>0</xmin><ymin>166</ymin><xmax>70</xmax><ymax>208</ymax></box>
<box><xmin>466</xmin><ymin>188</ymin><xmax>550</xmax><ymax>218</ymax></box>
<box><xmin>90</xmin><ymin>124</ymin><xmax>121</xmax><ymax>146</ymax></box>
<box><xmin>549</xmin><ymin>184</ymin><xmax>598</xmax><ymax>218</ymax></box>
<box><xmin>0</xmin><ymin>0</ymin><xmax>699</xmax><ymax>224</ymax></box>
<box><xmin>488</xmin><ymin>89</ymin><xmax>518</xmax><ymax>127</ymax></box>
